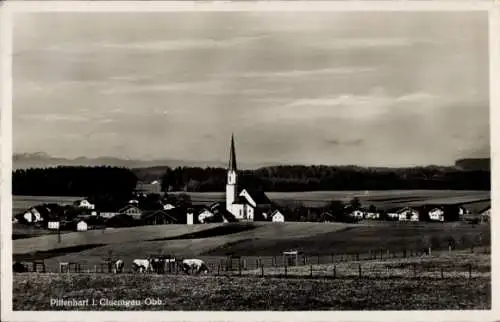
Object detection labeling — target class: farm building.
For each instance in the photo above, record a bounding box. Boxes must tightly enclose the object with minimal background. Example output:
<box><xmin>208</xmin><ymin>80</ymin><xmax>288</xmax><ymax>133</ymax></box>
<box><xmin>396</xmin><ymin>207</ymin><xmax>419</xmax><ymax>221</ymax></box>
<box><xmin>198</xmin><ymin>208</ymin><xmax>216</xmax><ymax>223</ymax></box>
<box><xmin>364</xmin><ymin>212</ymin><xmax>380</xmax><ymax>220</ymax></box>
<box><xmin>480</xmin><ymin>206</ymin><xmax>491</xmax><ymax>223</ymax></box>
<box><xmin>118</xmin><ymin>205</ymin><xmax>143</xmax><ymax>220</ymax></box>
<box><xmin>128</xmin><ymin>199</ymin><xmax>139</xmax><ymax>205</ymax></box>
<box><xmin>23</xmin><ymin>207</ymin><xmax>43</xmax><ymax>223</ymax></box>
<box><xmin>320</xmin><ymin>212</ymin><xmax>335</xmax><ymax>223</ymax></box>
<box><xmin>142</xmin><ymin>210</ymin><xmax>177</xmax><ymax>225</ymax></box>
<box><xmin>47</xmin><ymin>221</ymin><xmax>60</xmax><ymax>230</ymax></box>
<box><xmin>271</xmin><ymin>210</ymin><xmax>285</xmax><ymax>222</ymax></box>
<box><xmin>348</xmin><ymin>209</ymin><xmax>364</xmax><ymax>220</ymax></box>
<box><xmin>163</xmin><ymin>203</ymin><xmax>176</xmax><ymax>210</ymax></box>
<box><xmin>76</xmin><ymin>220</ymin><xmax>88</xmax><ymax>231</ymax></box>
<box><xmin>73</xmin><ymin>199</ymin><xmax>95</xmax><ymax>210</ymax></box>
<box><xmin>428</xmin><ymin>208</ymin><xmax>445</xmax><ymax>222</ymax></box>
<box><xmin>105</xmin><ymin>214</ymin><xmax>138</xmax><ymax>228</ymax></box>
<box><xmin>99</xmin><ymin>212</ymin><xmax>120</xmax><ymax>219</ymax></box>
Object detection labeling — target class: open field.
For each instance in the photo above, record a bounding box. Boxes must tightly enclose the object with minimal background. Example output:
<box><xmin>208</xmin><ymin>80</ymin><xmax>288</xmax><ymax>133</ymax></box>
<box><xmin>13</xmin><ymin>221</ymin><xmax>490</xmax><ymax>274</ymax></box>
<box><xmin>172</xmin><ymin>190</ymin><xmax>490</xmax><ymax>209</ymax></box>
<box><xmin>13</xmin><ymin>190</ymin><xmax>490</xmax><ymax>213</ymax></box>
<box><xmin>13</xmin><ymin>195</ymin><xmax>83</xmax><ymax>214</ymax></box>
<box><xmin>13</xmin><ymin>273</ymin><xmax>490</xmax><ymax>310</ymax></box>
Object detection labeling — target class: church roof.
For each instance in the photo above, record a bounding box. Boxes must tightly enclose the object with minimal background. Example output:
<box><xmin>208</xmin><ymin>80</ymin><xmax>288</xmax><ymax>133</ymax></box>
<box><xmin>243</xmin><ymin>189</ymin><xmax>272</xmax><ymax>205</ymax></box>
<box><xmin>233</xmin><ymin>196</ymin><xmax>253</xmax><ymax>205</ymax></box>
<box><xmin>228</xmin><ymin>133</ymin><xmax>237</xmax><ymax>171</ymax></box>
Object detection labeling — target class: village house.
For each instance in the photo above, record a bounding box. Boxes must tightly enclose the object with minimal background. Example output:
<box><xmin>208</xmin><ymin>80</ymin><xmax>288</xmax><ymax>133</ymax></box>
<box><xmin>364</xmin><ymin>212</ymin><xmax>380</xmax><ymax>220</ymax></box>
<box><xmin>397</xmin><ymin>207</ymin><xmax>419</xmax><ymax>221</ymax></box>
<box><xmin>74</xmin><ymin>199</ymin><xmax>95</xmax><ymax>210</ymax></box>
<box><xmin>76</xmin><ymin>220</ymin><xmax>88</xmax><ymax>231</ymax></box>
<box><xmin>428</xmin><ymin>207</ymin><xmax>445</xmax><ymax>222</ymax></box>
<box><xmin>348</xmin><ymin>209</ymin><xmax>364</xmax><ymax>220</ymax></box>
<box><xmin>118</xmin><ymin>205</ymin><xmax>143</xmax><ymax>220</ymax></box>
<box><xmin>23</xmin><ymin>207</ymin><xmax>44</xmax><ymax>223</ymax></box>
<box><xmin>480</xmin><ymin>206</ymin><xmax>491</xmax><ymax>223</ymax></box>
<box><xmin>47</xmin><ymin>221</ymin><xmax>60</xmax><ymax>230</ymax></box>
<box><xmin>271</xmin><ymin>209</ymin><xmax>285</xmax><ymax>222</ymax></box>
<box><xmin>142</xmin><ymin>210</ymin><xmax>177</xmax><ymax>225</ymax></box>
<box><xmin>320</xmin><ymin>212</ymin><xmax>335</xmax><ymax>223</ymax></box>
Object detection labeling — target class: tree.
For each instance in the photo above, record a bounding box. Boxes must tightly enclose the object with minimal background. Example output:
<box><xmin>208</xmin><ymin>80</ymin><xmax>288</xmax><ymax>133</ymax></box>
<box><xmin>349</xmin><ymin>197</ymin><xmax>361</xmax><ymax>209</ymax></box>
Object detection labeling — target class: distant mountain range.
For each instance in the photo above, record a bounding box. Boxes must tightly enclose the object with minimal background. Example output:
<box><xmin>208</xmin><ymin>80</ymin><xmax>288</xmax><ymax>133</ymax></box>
<box><xmin>12</xmin><ymin>152</ymin><xmax>259</xmax><ymax>170</ymax></box>
<box><xmin>13</xmin><ymin>152</ymin><xmax>490</xmax><ymax>172</ymax></box>
<box><xmin>455</xmin><ymin>158</ymin><xmax>490</xmax><ymax>171</ymax></box>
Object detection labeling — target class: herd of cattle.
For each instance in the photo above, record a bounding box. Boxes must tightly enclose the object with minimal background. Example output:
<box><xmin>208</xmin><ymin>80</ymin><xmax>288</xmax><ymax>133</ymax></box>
<box><xmin>13</xmin><ymin>257</ymin><xmax>210</xmax><ymax>275</ymax></box>
<box><xmin>129</xmin><ymin>257</ymin><xmax>209</xmax><ymax>275</ymax></box>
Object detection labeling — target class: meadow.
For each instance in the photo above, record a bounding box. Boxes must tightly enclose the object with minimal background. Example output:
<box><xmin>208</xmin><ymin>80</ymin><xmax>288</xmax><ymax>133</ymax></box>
<box><xmin>13</xmin><ymin>272</ymin><xmax>490</xmax><ymax>310</ymax></box>
<box><xmin>13</xmin><ymin>190</ymin><xmax>491</xmax><ymax>213</ymax></box>
<box><xmin>13</xmin><ymin>221</ymin><xmax>490</xmax><ymax>274</ymax></box>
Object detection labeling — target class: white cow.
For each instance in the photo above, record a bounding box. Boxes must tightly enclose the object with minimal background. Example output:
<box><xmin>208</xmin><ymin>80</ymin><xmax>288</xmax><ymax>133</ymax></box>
<box><xmin>113</xmin><ymin>259</ymin><xmax>124</xmax><ymax>273</ymax></box>
<box><xmin>179</xmin><ymin>259</ymin><xmax>209</xmax><ymax>275</ymax></box>
<box><xmin>132</xmin><ymin>259</ymin><xmax>152</xmax><ymax>273</ymax></box>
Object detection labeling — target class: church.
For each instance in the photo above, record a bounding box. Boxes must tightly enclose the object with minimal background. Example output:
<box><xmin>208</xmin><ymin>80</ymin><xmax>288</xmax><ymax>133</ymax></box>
<box><xmin>190</xmin><ymin>134</ymin><xmax>285</xmax><ymax>224</ymax></box>
<box><xmin>225</xmin><ymin>134</ymin><xmax>284</xmax><ymax>222</ymax></box>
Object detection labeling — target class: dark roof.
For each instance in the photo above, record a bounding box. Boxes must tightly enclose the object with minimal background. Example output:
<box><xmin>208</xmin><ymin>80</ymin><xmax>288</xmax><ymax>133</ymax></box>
<box><xmin>242</xmin><ymin>189</ymin><xmax>272</xmax><ymax>205</ymax></box>
<box><xmin>228</xmin><ymin>133</ymin><xmax>237</xmax><ymax>171</ymax></box>
<box><xmin>234</xmin><ymin>195</ymin><xmax>253</xmax><ymax>205</ymax></box>
<box><xmin>142</xmin><ymin>210</ymin><xmax>178</xmax><ymax>222</ymax></box>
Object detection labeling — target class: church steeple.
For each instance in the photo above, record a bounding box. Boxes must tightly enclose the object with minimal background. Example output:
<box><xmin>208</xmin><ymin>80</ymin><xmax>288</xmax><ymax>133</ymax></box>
<box><xmin>228</xmin><ymin>133</ymin><xmax>237</xmax><ymax>171</ymax></box>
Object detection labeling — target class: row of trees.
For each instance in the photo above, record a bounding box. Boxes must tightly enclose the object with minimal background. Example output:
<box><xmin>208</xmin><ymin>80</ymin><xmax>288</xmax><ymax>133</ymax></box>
<box><xmin>11</xmin><ymin>164</ymin><xmax>490</xmax><ymax>198</ymax></box>
<box><xmin>13</xmin><ymin>166</ymin><xmax>138</xmax><ymax>197</ymax></box>
<box><xmin>160</xmin><ymin>165</ymin><xmax>490</xmax><ymax>192</ymax></box>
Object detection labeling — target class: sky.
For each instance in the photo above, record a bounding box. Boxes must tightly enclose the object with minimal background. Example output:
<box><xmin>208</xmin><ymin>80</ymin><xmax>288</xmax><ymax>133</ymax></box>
<box><xmin>12</xmin><ymin>11</ymin><xmax>490</xmax><ymax>167</ymax></box>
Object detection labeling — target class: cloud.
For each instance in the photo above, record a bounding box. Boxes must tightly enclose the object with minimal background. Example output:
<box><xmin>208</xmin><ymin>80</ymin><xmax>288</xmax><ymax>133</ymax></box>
<box><xmin>258</xmin><ymin>89</ymin><xmax>443</xmax><ymax>122</ymax></box>
<box><xmin>218</xmin><ymin>67</ymin><xmax>378</xmax><ymax>79</ymax></box>
<box><xmin>35</xmin><ymin>35</ymin><xmax>269</xmax><ymax>56</ymax></box>
<box><xmin>16</xmin><ymin>113</ymin><xmax>91</xmax><ymax>122</ymax></box>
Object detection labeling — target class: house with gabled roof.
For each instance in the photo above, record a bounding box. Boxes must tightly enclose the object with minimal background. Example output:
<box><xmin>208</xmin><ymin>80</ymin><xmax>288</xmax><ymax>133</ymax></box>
<box><xmin>118</xmin><ymin>205</ymin><xmax>143</xmax><ymax>220</ymax></box>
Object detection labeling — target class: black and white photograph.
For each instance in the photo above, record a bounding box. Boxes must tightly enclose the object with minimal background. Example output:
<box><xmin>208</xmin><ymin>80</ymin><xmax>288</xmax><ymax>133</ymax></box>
<box><xmin>1</xmin><ymin>1</ymin><xmax>497</xmax><ymax>318</ymax></box>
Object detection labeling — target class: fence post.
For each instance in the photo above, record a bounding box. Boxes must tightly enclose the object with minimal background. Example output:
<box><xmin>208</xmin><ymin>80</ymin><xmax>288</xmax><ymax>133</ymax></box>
<box><xmin>468</xmin><ymin>264</ymin><xmax>472</xmax><ymax>279</ymax></box>
<box><xmin>380</xmin><ymin>250</ymin><xmax>383</xmax><ymax>260</ymax></box>
<box><xmin>284</xmin><ymin>264</ymin><xmax>287</xmax><ymax>278</ymax></box>
<box><xmin>358</xmin><ymin>264</ymin><xmax>362</xmax><ymax>278</ymax></box>
<box><xmin>239</xmin><ymin>258</ymin><xmax>242</xmax><ymax>276</ymax></box>
<box><xmin>261</xmin><ymin>264</ymin><xmax>264</xmax><ymax>277</ymax></box>
<box><xmin>273</xmin><ymin>256</ymin><xmax>276</xmax><ymax>267</ymax></box>
<box><xmin>441</xmin><ymin>268</ymin><xmax>444</xmax><ymax>279</ymax></box>
<box><xmin>310</xmin><ymin>264</ymin><xmax>313</xmax><ymax>278</ymax></box>
<box><xmin>333</xmin><ymin>265</ymin><xmax>336</xmax><ymax>279</ymax></box>
<box><xmin>356</xmin><ymin>253</ymin><xmax>359</xmax><ymax>261</ymax></box>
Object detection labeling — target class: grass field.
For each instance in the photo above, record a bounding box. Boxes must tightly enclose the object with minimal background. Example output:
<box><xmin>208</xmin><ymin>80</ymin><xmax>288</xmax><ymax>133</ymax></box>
<box><xmin>13</xmin><ymin>190</ymin><xmax>490</xmax><ymax>214</ymax></box>
<box><xmin>13</xmin><ymin>221</ymin><xmax>490</xmax><ymax>274</ymax></box>
<box><xmin>171</xmin><ymin>190</ymin><xmax>491</xmax><ymax>209</ymax></box>
<box><xmin>13</xmin><ymin>273</ymin><xmax>490</xmax><ymax>310</ymax></box>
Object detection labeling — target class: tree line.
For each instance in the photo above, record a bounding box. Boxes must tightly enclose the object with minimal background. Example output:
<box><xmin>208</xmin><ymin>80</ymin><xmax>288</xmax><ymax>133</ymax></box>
<box><xmin>13</xmin><ymin>166</ymin><xmax>138</xmax><ymax>197</ymax></box>
<box><xmin>160</xmin><ymin>165</ymin><xmax>490</xmax><ymax>192</ymax></box>
<box><xmin>12</xmin><ymin>164</ymin><xmax>490</xmax><ymax>198</ymax></box>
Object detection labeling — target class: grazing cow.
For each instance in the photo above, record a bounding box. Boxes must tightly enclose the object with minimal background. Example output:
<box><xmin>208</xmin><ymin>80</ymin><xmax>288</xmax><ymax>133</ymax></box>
<box><xmin>113</xmin><ymin>259</ymin><xmax>124</xmax><ymax>273</ymax></box>
<box><xmin>179</xmin><ymin>259</ymin><xmax>209</xmax><ymax>275</ymax></box>
<box><xmin>150</xmin><ymin>257</ymin><xmax>166</xmax><ymax>274</ymax></box>
<box><xmin>13</xmin><ymin>262</ymin><xmax>28</xmax><ymax>273</ymax></box>
<box><xmin>132</xmin><ymin>259</ymin><xmax>152</xmax><ymax>273</ymax></box>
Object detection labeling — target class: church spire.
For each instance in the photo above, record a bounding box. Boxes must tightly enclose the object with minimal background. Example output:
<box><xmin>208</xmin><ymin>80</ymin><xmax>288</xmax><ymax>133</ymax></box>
<box><xmin>228</xmin><ymin>133</ymin><xmax>237</xmax><ymax>171</ymax></box>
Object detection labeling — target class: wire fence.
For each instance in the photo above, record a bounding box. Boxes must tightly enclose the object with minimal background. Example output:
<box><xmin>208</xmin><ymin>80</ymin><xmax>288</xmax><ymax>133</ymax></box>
<box><xmin>16</xmin><ymin>246</ymin><xmax>490</xmax><ymax>280</ymax></box>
